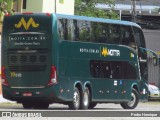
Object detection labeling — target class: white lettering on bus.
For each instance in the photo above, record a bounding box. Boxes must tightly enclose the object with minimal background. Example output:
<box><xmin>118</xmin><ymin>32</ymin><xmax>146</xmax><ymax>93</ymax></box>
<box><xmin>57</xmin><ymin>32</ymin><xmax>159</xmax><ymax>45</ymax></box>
<box><xmin>80</xmin><ymin>48</ymin><xmax>100</xmax><ymax>54</ymax></box>
<box><xmin>108</xmin><ymin>49</ymin><xmax>120</xmax><ymax>56</ymax></box>
<box><xmin>9</xmin><ymin>36</ymin><xmax>46</xmax><ymax>41</ymax></box>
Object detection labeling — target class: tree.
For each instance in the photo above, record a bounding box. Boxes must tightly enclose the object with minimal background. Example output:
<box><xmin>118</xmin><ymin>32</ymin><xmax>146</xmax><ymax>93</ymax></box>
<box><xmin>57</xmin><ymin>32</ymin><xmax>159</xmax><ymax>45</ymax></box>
<box><xmin>75</xmin><ymin>0</ymin><xmax>119</xmax><ymax>19</ymax></box>
<box><xmin>0</xmin><ymin>0</ymin><xmax>14</xmax><ymax>22</ymax></box>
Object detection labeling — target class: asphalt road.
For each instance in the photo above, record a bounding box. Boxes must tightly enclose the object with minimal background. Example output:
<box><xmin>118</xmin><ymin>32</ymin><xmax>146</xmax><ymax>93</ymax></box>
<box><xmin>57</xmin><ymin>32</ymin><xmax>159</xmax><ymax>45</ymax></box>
<box><xmin>0</xmin><ymin>102</ymin><xmax>160</xmax><ymax>118</ymax></box>
<box><xmin>1</xmin><ymin>102</ymin><xmax>160</xmax><ymax>110</ymax></box>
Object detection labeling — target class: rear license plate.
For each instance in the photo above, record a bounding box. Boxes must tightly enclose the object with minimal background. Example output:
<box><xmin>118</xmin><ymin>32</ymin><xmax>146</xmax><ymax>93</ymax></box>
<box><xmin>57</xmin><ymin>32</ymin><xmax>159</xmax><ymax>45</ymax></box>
<box><xmin>23</xmin><ymin>92</ymin><xmax>32</xmax><ymax>97</ymax></box>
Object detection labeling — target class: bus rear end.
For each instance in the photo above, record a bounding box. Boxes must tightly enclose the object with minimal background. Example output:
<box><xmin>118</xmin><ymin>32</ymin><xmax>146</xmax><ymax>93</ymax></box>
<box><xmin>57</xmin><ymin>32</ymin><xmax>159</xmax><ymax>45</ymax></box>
<box><xmin>1</xmin><ymin>13</ymin><xmax>58</xmax><ymax>108</ymax></box>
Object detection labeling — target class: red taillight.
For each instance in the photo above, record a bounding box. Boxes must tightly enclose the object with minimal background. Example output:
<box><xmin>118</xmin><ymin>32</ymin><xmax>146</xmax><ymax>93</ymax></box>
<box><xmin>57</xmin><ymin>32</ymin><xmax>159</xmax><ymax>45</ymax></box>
<box><xmin>47</xmin><ymin>66</ymin><xmax>57</xmax><ymax>86</ymax></box>
<box><xmin>1</xmin><ymin>66</ymin><xmax>9</xmax><ymax>86</ymax></box>
<box><xmin>5</xmin><ymin>13</ymin><xmax>10</xmax><ymax>16</ymax></box>
<box><xmin>46</xmin><ymin>13</ymin><xmax>51</xmax><ymax>16</ymax></box>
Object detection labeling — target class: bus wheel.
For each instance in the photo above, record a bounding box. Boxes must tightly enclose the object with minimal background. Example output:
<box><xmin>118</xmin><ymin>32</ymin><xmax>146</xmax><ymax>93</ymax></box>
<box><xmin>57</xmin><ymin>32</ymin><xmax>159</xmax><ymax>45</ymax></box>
<box><xmin>22</xmin><ymin>102</ymin><xmax>33</xmax><ymax>109</ymax></box>
<box><xmin>120</xmin><ymin>89</ymin><xmax>139</xmax><ymax>109</ymax></box>
<box><xmin>88</xmin><ymin>103</ymin><xmax>97</xmax><ymax>109</ymax></box>
<box><xmin>69</xmin><ymin>87</ymin><xmax>80</xmax><ymax>110</ymax></box>
<box><xmin>81</xmin><ymin>87</ymin><xmax>90</xmax><ymax>110</ymax></box>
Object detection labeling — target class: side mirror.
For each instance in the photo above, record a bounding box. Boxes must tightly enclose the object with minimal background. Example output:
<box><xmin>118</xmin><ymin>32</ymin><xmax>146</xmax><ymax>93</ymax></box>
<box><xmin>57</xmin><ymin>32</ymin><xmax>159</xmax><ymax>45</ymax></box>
<box><xmin>153</xmin><ymin>57</ymin><xmax>158</xmax><ymax>66</ymax></box>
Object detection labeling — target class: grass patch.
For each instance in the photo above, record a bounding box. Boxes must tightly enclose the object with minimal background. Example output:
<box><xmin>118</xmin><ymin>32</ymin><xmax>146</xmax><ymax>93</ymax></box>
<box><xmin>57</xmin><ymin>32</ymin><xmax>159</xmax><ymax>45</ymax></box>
<box><xmin>141</xmin><ymin>101</ymin><xmax>160</xmax><ymax>105</ymax></box>
<box><xmin>0</xmin><ymin>102</ymin><xmax>21</xmax><ymax>107</ymax></box>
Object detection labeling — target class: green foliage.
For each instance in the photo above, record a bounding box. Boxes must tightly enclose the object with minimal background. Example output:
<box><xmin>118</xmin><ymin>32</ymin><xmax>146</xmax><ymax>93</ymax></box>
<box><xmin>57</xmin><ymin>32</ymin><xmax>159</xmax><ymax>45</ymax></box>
<box><xmin>0</xmin><ymin>0</ymin><xmax>14</xmax><ymax>22</ymax></box>
<box><xmin>75</xmin><ymin>0</ymin><xmax>119</xmax><ymax>19</ymax></box>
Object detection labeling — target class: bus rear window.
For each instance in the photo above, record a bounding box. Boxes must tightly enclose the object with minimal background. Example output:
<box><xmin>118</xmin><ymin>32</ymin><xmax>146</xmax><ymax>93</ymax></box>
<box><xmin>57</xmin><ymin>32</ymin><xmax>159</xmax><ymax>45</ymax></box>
<box><xmin>3</xmin><ymin>14</ymin><xmax>52</xmax><ymax>49</ymax></box>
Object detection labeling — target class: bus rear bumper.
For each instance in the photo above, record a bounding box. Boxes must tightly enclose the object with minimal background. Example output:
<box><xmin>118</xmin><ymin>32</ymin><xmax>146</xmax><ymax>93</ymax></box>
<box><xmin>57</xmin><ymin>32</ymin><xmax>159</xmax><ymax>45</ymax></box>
<box><xmin>2</xmin><ymin>85</ymin><xmax>70</xmax><ymax>103</ymax></box>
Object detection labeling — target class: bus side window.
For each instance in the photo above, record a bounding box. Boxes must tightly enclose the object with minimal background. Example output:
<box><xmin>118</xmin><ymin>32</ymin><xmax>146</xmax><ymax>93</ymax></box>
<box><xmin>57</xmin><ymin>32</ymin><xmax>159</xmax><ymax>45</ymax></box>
<box><xmin>91</xmin><ymin>22</ymin><xmax>99</xmax><ymax>43</ymax></box>
<box><xmin>109</xmin><ymin>24</ymin><xmax>120</xmax><ymax>44</ymax></box>
<box><xmin>121</xmin><ymin>26</ymin><xmax>136</xmax><ymax>49</ymax></box>
<box><xmin>73</xmin><ymin>20</ymin><xmax>80</xmax><ymax>41</ymax></box>
<box><xmin>124</xmin><ymin>62</ymin><xmax>137</xmax><ymax>79</ymax></box>
<box><xmin>90</xmin><ymin>60</ymin><xmax>101</xmax><ymax>78</ymax></box>
<box><xmin>101</xmin><ymin>62</ymin><xmax>111</xmax><ymax>78</ymax></box>
<box><xmin>58</xmin><ymin>19</ymin><xmax>65</xmax><ymax>40</ymax></box>
<box><xmin>133</xmin><ymin>27</ymin><xmax>146</xmax><ymax>48</ymax></box>
<box><xmin>58</xmin><ymin>18</ymin><xmax>69</xmax><ymax>40</ymax></box>
<box><xmin>67</xmin><ymin>19</ymin><xmax>75</xmax><ymax>41</ymax></box>
<box><xmin>112</xmin><ymin>62</ymin><xmax>122</xmax><ymax>79</ymax></box>
<box><xmin>97</xmin><ymin>23</ymin><xmax>109</xmax><ymax>43</ymax></box>
<box><xmin>78</xmin><ymin>20</ymin><xmax>91</xmax><ymax>42</ymax></box>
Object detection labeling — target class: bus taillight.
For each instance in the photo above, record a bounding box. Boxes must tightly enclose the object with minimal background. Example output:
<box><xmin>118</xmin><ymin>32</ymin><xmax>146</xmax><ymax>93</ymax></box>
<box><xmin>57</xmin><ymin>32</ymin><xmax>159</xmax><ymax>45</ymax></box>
<box><xmin>5</xmin><ymin>13</ymin><xmax>10</xmax><ymax>16</ymax></box>
<box><xmin>47</xmin><ymin>66</ymin><xmax>57</xmax><ymax>86</ymax></box>
<box><xmin>46</xmin><ymin>13</ymin><xmax>51</xmax><ymax>16</ymax></box>
<box><xmin>1</xmin><ymin>66</ymin><xmax>9</xmax><ymax>86</ymax></box>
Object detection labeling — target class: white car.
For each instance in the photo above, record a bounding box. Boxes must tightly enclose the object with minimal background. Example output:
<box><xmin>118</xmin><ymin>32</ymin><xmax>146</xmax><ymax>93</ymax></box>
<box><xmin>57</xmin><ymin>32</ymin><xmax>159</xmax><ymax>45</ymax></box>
<box><xmin>148</xmin><ymin>84</ymin><xmax>160</xmax><ymax>99</ymax></box>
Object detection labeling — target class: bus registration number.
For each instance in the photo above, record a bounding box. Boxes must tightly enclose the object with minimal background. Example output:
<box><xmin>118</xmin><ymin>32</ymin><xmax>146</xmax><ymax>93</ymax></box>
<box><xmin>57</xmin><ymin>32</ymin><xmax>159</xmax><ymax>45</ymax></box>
<box><xmin>10</xmin><ymin>72</ymin><xmax>22</xmax><ymax>78</ymax></box>
<box><xmin>23</xmin><ymin>92</ymin><xmax>32</xmax><ymax>97</ymax></box>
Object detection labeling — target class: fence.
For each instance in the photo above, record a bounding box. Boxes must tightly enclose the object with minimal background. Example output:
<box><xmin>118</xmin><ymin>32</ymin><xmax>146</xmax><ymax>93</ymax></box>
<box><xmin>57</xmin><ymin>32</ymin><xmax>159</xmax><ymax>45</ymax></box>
<box><xmin>148</xmin><ymin>53</ymin><xmax>160</xmax><ymax>88</ymax></box>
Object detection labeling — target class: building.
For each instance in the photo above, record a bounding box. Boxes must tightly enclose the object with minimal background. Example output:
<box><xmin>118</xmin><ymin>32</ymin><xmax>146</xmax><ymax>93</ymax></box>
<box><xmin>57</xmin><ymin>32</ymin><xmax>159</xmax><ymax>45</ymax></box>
<box><xmin>97</xmin><ymin>0</ymin><xmax>160</xmax><ymax>29</ymax></box>
<box><xmin>13</xmin><ymin>0</ymin><xmax>75</xmax><ymax>15</ymax></box>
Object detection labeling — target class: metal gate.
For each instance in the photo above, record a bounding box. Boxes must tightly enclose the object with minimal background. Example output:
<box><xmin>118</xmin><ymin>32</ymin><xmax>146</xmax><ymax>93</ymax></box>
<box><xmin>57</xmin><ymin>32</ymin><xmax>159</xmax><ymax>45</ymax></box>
<box><xmin>148</xmin><ymin>53</ymin><xmax>160</xmax><ymax>88</ymax></box>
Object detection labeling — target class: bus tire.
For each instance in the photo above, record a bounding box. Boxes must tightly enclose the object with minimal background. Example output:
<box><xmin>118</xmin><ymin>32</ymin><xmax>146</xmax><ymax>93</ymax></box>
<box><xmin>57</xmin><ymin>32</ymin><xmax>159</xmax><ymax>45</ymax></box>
<box><xmin>68</xmin><ymin>87</ymin><xmax>80</xmax><ymax>110</ymax></box>
<box><xmin>81</xmin><ymin>87</ymin><xmax>90</xmax><ymax>110</ymax></box>
<box><xmin>120</xmin><ymin>89</ymin><xmax>139</xmax><ymax>109</ymax></box>
<box><xmin>22</xmin><ymin>102</ymin><xmax>33</xmax><ymax>109</ymax></box>
<box><xmin>88</xmin><ymin>103</ymin><xmax>97</xmax><ymax>109</ymax></box>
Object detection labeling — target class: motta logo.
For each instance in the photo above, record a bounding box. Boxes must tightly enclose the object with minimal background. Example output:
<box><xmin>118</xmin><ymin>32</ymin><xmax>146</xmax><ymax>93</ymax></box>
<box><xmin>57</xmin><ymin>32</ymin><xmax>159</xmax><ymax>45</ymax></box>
<box><xmin>101</xmin><ymin>47</ymin><xmax>120</xmax><ymax>57</ymax></box>
<box><xmin>15</xmin><ymin>17</ymin><xmax>39</xmax><ymax>30</ymax></box>
<box><xmin>102</xmin><ymin>47</ymin><xmax>108</xmax><ymax>57</ymax></box>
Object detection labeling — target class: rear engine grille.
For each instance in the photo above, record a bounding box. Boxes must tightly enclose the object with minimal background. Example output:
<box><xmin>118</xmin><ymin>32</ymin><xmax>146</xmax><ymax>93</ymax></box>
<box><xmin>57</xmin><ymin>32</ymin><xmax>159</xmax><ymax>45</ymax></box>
<box><xmin>8</xmin><ymin>52</ymin><xmax>48</xmax><ymax>71</ymax></box>
<box><xmin>19</xmin><ymin>56</ymin><xmax>27</xmax><ymax>63</ymax></box>
<box><xmin>10</xmin><ymin>56</ymin><xmax>17</xmax><ymax>63</ymax></box>
<box><xmin>39</xmin><ymin>55</ymin><xmax>46</xmax><ymax>63</ymax></box>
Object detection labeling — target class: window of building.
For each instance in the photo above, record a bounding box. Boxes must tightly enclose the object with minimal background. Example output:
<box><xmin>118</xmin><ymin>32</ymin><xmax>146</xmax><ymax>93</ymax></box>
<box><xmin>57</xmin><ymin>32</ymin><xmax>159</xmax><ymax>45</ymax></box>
<box><xmin>23</xmin><ymin>0</ymin><xmax>27</xmax><ymax>9</ymax></box>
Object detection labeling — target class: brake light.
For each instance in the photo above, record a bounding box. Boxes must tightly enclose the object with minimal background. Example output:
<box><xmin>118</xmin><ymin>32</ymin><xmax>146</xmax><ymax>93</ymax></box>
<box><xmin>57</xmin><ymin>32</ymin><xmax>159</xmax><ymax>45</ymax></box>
<box><xmin>1</xmin><ymin>66</ymin><xmax>9</xmax><ymax>86</ymax></box>
<box><xmin>47</xmin><ymin>66</ymin><xmax>57</xmax><ymax>86</ymax></box>
<box><xmin>5</xmin><ymin>13</ymin><xmax>10</xmax><ymax>16</ymax></box>
<box><xmin>46</xmin><ymin>13</ymin><xmax>51</xmax><ymax>16</ymax></box>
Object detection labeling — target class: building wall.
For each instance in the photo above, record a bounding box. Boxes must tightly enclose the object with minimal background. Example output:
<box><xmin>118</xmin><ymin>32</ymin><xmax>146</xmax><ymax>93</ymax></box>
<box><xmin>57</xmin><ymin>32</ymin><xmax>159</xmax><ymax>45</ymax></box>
<box><xmin>56</xmin><ymin>0</ymin><xmax>74</xmax><ymax>15</ymax></box>
<box><xmin>21</xmin><ymin>0</ymin><xmax>74</xmax><ymax>15</ymax></box>
<box><xmin>42</xmin><ymin>0</ymin><xmax>55</xmax><ymax>13</ymax></box>
<box><xmin>13</xmin><ymin>0</ymin><xmax>23</xmax><ymax>12</ymax></box>
<box><xmin>22</xmin><ymin>0</ymin><xmax>43</xmax><ymax>13</ymax></box>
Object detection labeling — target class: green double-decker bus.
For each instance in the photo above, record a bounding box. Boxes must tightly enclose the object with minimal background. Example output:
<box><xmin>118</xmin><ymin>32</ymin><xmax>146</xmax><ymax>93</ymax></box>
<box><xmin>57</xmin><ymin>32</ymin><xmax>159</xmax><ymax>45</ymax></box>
<box><xmin>2</xmin><ymin>13</ymin><xmax>148</xmax><ymax>110</ymax></box>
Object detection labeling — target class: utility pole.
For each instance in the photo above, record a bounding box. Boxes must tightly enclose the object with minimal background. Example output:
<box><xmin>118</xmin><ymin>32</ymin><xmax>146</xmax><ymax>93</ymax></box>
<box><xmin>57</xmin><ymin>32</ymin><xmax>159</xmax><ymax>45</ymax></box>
<box><xmin>55</xmin><ymin>0</ymin><xmax>57</xmax><ymax>14</ymax></box>
<box><xmin>131</xmin><ymin>0</ymin><xmax>136</xmax><ymax>22</ymax></box>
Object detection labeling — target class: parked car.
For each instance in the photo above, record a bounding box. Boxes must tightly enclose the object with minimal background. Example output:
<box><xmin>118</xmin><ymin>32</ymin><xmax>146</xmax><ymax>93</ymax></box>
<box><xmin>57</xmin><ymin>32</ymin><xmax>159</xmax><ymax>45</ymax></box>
<box><xmin>148</xmin><ymin>84</ymin><xmax>160</xmax><ymax>99</ymax></box>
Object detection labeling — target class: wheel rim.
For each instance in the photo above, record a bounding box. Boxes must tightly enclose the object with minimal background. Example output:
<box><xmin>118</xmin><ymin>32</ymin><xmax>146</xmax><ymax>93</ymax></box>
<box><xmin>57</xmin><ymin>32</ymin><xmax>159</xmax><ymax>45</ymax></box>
<box><xmin>73</xmin><ymin>90</ymin><xmax>80</xmax><ymax>108</ymax></box>
<box><xmin>83</xmin><ymin>91</ymin><xmax>89</xmax><ymax>106</ymax></box>
<box><xmin>127</xmin><ymin>92</ymin><xmax>136</xmax><ymax>107</ymax></box>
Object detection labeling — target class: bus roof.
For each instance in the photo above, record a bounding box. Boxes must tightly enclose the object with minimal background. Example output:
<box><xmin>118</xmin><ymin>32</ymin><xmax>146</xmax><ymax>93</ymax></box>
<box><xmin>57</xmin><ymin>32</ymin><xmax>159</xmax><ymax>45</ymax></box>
<box><xmin>56</xmin><ymin>14</ymin><xmax>141</xmax><ymax>28</ymax></box>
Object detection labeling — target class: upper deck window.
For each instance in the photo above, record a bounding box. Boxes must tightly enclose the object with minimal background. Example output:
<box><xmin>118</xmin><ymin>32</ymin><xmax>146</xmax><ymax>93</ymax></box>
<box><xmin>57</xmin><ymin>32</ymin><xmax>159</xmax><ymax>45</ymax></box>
<box><xmin>133</xmin><ymin>27</ymin><xmax>146</xmax><ymax>48</ymax></box>
<box><xmin>57</xmin><ymin>17</ymin><xmax>139</xmax><ymax>50</ymax></box>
